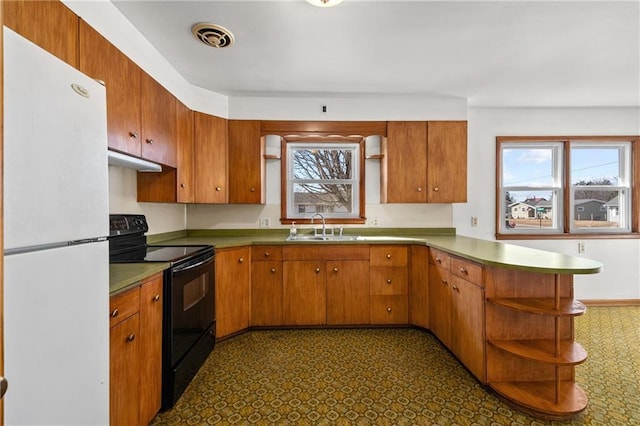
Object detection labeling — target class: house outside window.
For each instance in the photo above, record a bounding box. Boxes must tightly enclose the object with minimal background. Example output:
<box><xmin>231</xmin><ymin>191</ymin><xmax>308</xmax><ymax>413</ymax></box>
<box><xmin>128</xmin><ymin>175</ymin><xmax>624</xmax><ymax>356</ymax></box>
<box><xmin>283</xmin><ymin>137</ymin><xmax>366</xmax><ymax>223</ymax></box>
<box><xmin>497</xmin><ymin>137</ymin><xmax>637</xmax><ymax>238</ymax></box>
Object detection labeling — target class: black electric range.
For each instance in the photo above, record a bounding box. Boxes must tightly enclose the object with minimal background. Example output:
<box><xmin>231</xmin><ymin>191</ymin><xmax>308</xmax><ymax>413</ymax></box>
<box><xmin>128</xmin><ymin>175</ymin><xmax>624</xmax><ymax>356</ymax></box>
<box><xmin>109</xmin><ymin>214</ymin><xmax>216</xmax><ymax>410</ymax></box>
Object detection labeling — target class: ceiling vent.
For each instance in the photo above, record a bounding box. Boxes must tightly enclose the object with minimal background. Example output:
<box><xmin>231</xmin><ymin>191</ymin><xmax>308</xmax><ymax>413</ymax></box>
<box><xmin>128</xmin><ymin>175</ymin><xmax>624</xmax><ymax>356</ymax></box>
<box><xmin>191</xmin><ymin>23</ymin><xmax>235</xmax><ymax>48</ymax></box>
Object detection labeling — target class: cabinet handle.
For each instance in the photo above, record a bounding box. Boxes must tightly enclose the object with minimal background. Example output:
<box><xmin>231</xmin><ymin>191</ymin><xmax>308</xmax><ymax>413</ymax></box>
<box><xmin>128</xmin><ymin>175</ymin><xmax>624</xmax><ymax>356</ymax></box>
<box><xmin>460</xmin><ymin>267</ymin><xmax>468</xmax><ymax>275</ymax></box>
<box><xmin>264</xmin><ymin>252</ymin><xmax>270</xmax><ymax>257</ymax></box>
<box><xmin>146</xmin><ymin>138</ymin><xmax>154</xmax><ymax>144</ymax></box>
<box><xmin>180</xmin><ymin>183</ymin><xmax>186</xmax><ymax>188</ymax></box>
<box><xmin>250</xmin><ymin>187</ymin><xmax>256</xmax><ymax>192</ymax></box>
<box><xmin>153</xmin><ymin>294</ymin><xmax>160</xmax><ymax>302</ymax></box>
<box><xmin>129</xmin><ymin>131</ymin><xmax>139</xmax><ymax>139</ymax></box>
<box><xmin>333</xmin><ymin>267</ymin><xmax>339</xmax><ymax>272</ymax></box>
<box><xmin>126</xmin><ymin>334</ymin><xmax>136</xmax><ymax>343</ymax></box>
<box><xmin>239</xmin><ymin>257</ymin><xmax>244</xmax><ymax>263</ymax></box>
<box><xmin>417</xmin><ymin>187</ymin><xmax>422</xmax><ymax>192</ymax></box>
<box><xmin>452</xmin><ymin>285</ymin><xmax>459</xmax><ymax>292</ymax></box>
<box><xmin>441</xmin><ymin>279</ymin><xmax>448</xmax><ymax>285</ymax></box>
<box><xmin>386</xmin><ymin>307</ymin><xmax>392</xmax><ymax>313</ymax></box>
<box><xmin>110</xmin><ymin>308</ymin><xmax>119</xmax><ymax>318</ymax></box>
<box><xmin>270</xmin><ymin>268</ymin><xmax>277</xmax><ymax>273</ymax></box>
<box><xmin>315</xmin><ymin>267</ymin><xmax>321</xmax><ymax>273</ymax></box>
<box><xmin>433</xmin><ymin>187</ymin><xmax>439</xmax><ymax>192</ymax></box>
<box><xmin>435</xmin><ymin>257</ymin><xmax>442</xmax><ymax>264</ymax></box>
<box><xmin>386</xmin><ymin>254</ymin><xmax>392</xmax><ymax>259</ymax></box>
<box><xmin>386</xmin><ymin>279</ymin><xmax>392</xmax><ymax>284</ymax></box>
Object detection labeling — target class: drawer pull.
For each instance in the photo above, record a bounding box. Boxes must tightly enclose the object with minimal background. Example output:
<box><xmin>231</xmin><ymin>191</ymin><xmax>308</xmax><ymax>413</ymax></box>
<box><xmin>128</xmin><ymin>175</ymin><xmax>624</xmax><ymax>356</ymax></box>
<box><xmin>315</xmin><ymin>267</ymin><xmax>321</xmax><ymax>273</ymax></box>
<box><xmin>264</xmin><ymin>252</ymin><xmax>270</xmax><ymax>257</ymax></box>
<box><xmin>460</xmin><ymin>267</ymin><xmax>468</xmax><ymax>275</ymax></box>
<box><xmin>386</xmin><ymin>254</ymin><xmax>392</xmax><ymax>259</ymax></box>
<box><xmin>250</xmin><ymin>187</ymin><xmax>256</xmax><ymax>192</ymax></box>
<box><xmin>333</xmin><ymin>267</ymin><xmax>339</xmax><ymax>273</ymax></box>
<box><xmin>126</xmin><ymin>334</ymin><xmax>136</xmax><ymax>343</ymax></box>
<box><xmin>452</xmin><ymin>285</ymin><xmax>460</xmax><ymax>292</ymax></box>
<box><xmin>271</xmin><ymin>268</ymin><xmax>277</xmax><ymax>273</ymax></box>
<box><xmin>441</xmin><ymin>279</ymin><xmax>448</xmax><ymax>285</ymax></box>
<box><xmin>153</xmin><ymin>294</ymin><xmax>160</xmax><ymax>302</ymax></box>
<box><xmin>386</xmin><ymin>279</ymin><xmax>392</xmax><ymax>284</ymax></box>
<box><xmin>436</xmin><ymin>257</ymin><xmax>442</xmax><ymax>264</ymax></box>
<box><xmin>386</xmin><ymin>307</ymin><xmax>392</xmax><ymax>313</ymax></box>
<box><xmin>180</xmin><ymin>183</ymin><xmax>186</xmax><ymax>188</ymax></box>
<box><xmin>417</xmin><ymin>187</ymin><xmax>422</xmax><ymax>192</ymax></box>
<box><xmin>129</xmin><ymin>131</ymin><xmax>139</xmax><ymax>139</ymax></box>
<box><xmin>433</xmin><ymin>187</ymin><xmax>439</xmax><ymax>192</ymax></box>
<box><xmin>215</xmin><ymin>186</ymin><xmax>222</xmax><ymax>191</ymax></box>
<box><xmin>239</xmin><ymin>257</ymin><xmax>244</xmax><ymax>263</ymax></box>
<box><xmin>146</xmin><ymin>138</ymin><xmax>154</xmax><ymax>145</ymax></box>
<box><xmin>110</xmin><ymin>308</ymin><xmax>119</xmax><ymax>318</ymax></box>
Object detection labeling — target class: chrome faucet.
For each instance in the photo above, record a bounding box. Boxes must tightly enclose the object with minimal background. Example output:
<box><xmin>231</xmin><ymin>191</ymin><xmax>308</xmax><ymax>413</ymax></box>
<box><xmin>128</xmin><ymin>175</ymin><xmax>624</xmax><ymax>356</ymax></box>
<box><xmin>310</xmin><ymin>213</ymin><xmax>326</xmax><ymax>237</ymax></box>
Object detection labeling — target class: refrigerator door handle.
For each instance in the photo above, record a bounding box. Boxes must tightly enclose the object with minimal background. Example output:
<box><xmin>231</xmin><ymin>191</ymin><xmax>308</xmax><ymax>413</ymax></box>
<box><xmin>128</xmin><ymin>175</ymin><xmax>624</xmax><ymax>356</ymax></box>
<box><xmin>0</xmin><ymin>376</ymin><xmax>8</xmax><ymax>399</ymax></box>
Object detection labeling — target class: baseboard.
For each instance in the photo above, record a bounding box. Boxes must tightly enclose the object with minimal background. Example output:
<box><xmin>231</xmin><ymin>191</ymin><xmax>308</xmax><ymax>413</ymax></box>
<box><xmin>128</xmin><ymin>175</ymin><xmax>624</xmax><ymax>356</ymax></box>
<box><xmin>581</xmin><ymin>299</ymin><xmax>640</xmax><ymax>307</ymax></box>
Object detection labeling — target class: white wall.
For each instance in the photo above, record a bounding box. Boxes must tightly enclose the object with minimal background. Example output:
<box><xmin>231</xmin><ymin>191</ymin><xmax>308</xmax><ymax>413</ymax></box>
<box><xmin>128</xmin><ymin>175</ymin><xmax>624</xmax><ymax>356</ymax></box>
<box><xmin>455</xmin><ymin>107</ymin><xmax>640</xmax><ymax>300</ymax></box>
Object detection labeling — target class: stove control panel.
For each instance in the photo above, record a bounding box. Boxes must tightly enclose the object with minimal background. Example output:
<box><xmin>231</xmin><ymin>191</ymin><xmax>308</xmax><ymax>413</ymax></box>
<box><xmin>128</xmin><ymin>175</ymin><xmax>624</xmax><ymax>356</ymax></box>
<box><xmin>109</xmin><ymin>214</ymin><xmax>148</xmax><ymax>237</ymax></box>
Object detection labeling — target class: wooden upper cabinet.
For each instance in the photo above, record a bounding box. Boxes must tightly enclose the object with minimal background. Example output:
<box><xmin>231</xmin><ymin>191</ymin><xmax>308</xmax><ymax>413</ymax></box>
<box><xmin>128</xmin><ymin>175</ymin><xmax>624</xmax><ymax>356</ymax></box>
<box><xmin>382</xmin><ymin>120</ymin><xmax>467</xmax><ymax>204</ymax></box>
<box><xmin>140</xmin><ymin>73</ymin><xmax>177</xmax><ymax>167</ymax></box>
<box><xmin>383</xmin><ymin>121</ymin><xmax>428</xmax><ymax>203</ymax></box>
<box><xmin>79</xmin><ymin>20</ymin><xmax>142</xmax><ymax>158</ymax></box>
<box><xmin>427</xmin><ymin>121</ymin><xmax>467</xmax><ymax>203</ymax></box>
<box><xmin>228</xmin><ymin>120</ymin><xmax>265</xmax><ymax>204</ymax></box>
<box><xmin>3</xmin><ymin>0</ymin><xmax>78</xmax><ymax>68</ymax></box>
<box><xmin>194</xmin><ymin>112</ymin><xmax>228</xmax><ymax>203</ymax></box>
<box><xmin>176</xmin><ymin>100</ymin><xmax>195</xmax><ymax>203</ymax></box>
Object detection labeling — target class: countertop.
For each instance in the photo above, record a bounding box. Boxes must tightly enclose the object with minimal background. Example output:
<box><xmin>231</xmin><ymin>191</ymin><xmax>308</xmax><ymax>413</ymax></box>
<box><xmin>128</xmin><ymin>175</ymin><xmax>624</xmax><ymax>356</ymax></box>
<box><xmin>110</xmin><ymin>229</ymin><xmax>603</xmax><ymax>295</ymax></box>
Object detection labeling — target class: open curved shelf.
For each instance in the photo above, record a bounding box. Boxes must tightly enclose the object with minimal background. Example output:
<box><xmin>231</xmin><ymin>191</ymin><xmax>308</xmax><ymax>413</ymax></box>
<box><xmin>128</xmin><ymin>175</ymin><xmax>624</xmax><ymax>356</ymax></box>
<box><xmin>489</xmin><ymin>339</ymin><xmax>587</xmax><ymax>365</ymax></box>
<box><xmin>490</xmin><ymin>381</ymin><xmax>588</xmax><ymax>418</ymax></box>
<box><xmin>488</xmin><ymin>298</ymin><xmax>586</xmax><ymax>317</ymax></box>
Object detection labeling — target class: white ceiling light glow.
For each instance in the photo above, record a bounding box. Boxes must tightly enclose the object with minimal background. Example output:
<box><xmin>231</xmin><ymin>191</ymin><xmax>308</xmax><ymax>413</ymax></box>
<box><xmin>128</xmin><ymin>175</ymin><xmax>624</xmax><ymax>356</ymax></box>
<box><xmin>306</xmin><ymin>0</ymin><xmax>344</xmax><ymax>7</ymax></box>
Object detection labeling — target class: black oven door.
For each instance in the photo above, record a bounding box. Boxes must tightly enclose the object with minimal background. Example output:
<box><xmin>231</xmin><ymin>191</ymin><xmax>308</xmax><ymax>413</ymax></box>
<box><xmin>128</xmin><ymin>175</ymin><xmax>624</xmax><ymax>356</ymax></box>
<box><xmin>167</xmin><ymin>251</ymin><xmax>215</xmax><ymax>366</ymax></box>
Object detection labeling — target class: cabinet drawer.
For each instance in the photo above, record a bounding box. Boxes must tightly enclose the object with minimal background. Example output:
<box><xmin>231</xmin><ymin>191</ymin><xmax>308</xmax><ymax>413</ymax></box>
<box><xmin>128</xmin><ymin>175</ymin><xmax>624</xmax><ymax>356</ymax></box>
<box><xmin>450</xmin><ymin>257</ymin><xmax>483</xmax><ymax>285</ymax></box>
<box><xmin>429</xmin><ymin>248</ymin><xmax>450</xmax><ymax>268</ymax></box>
<box><xmin>370</xmin><ymin>245</ymin><xmax>408</xmax><ymax>267</ymax></box>
<box><xmin>370</xmin><ymin>267</ymin><xmax>408</xmax><ymax>295</ymax></box>
<box><xmin>251</xmin><ymin>245</ymin><xmax>283</xmax><ymax>261</ymax></box>
<box><xmin>284</xmin><ymin>245</ymin><xmax>369</xmax><ymax>261</ymax></box>
<box><xmin>370</xmin><ymin>295</ymin><xmax>408</xmax><ymax>324</ymax></box>
<box><xmin>110</xmin><ymin>286</ymin><xmax>140</xmax><ymax>328</ymax></box>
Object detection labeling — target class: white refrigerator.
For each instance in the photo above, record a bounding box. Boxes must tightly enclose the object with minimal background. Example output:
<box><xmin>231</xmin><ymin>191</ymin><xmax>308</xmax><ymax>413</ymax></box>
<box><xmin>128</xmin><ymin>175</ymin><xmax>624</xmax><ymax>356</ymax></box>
<box><xmin>3</xmin><ymin>28</ymin><xmax>110</xmax><ymax>425</ymax></box>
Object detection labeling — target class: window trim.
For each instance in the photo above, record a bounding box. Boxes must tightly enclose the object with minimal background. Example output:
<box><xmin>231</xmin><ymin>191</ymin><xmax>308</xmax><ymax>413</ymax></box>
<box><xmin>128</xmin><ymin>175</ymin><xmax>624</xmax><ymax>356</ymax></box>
<box><xmin>281</xmin><ymin>136</ymin><xmax>366</xmax><ymax>225</ymax></box>
<box><xmin>496</xmin><ymin>136</ymin><xmax>640</xmax><ymax>240</ymax></box>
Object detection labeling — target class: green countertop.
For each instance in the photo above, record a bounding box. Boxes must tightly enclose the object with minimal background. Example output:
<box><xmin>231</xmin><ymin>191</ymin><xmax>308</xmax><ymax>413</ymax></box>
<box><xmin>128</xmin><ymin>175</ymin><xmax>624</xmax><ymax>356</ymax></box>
<box><xmin>110</xmin><ymin>229</ymin><xmax>602</xmax><ymax>295</ymax></box>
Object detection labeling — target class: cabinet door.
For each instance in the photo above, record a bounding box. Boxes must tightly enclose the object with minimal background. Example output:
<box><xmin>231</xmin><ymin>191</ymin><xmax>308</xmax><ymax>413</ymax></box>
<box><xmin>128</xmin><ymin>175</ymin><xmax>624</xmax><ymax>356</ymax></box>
<box><xmin>228</xmin><ymin>120</ymin><xmax>265</xmax><ymax>204</ymax></box>
<box><xmin>370</xmin><ymin>295</ymin><xmax>408</xmax><ymax>324</ymax></box>
<box><xmin>110</xmin><ymin>314</ymin><xmax>140</xmax><ymax>426</ymax></box>
<box><xmin>176</xmin><ymin>100</ymin><xmax>195</xmax><ymax>202</ymax></box>
<box><xmin>429</xmin><ymin>265</ymin><xmax>452</xmax><ymax>348</ymax></box>
<box><xmin>326</xmin><ymin>260</ymin><xmax>370</xmax><ymax>325</ymax></box>
<box><xmin>139</xmin><ymin>274</ymin><xmax>163</xmax><ymax>425</ymax></box>
<box><xmin>79</xmin><ymin>20</ymin><xmax>142</xmax><ymax>157</ymax></box>
<box><xmin>194</xmin><ymin>112</ymin><xmax>228</xmax><ymax>203</ymax></box>
<box><xmin>140</xmin><ymin>72</ymin><xmax>177</xmax><ymax>167</ymax></box>
<box><xmin>451</xmin><ymin>276</ymin><xmax>485</xmax><ymax>381</ymax></box>
<box><xmin>283</xmin><ymin>261</ymin><xmax>326</xmax><ymax>325</ymax></box>
<box><xmin>383</xmin><ymin>121</ymin><xmax>427</xmax><ymax>203</ymax></box>
<box><xmin>409</xmin><ymin>245</ymin><xmax>429</xmax><ymax>328</ymax></box>
<box><xmin>4</xmin><ymin>0</ymin><xmax>78</xmax><ymax>67</ymax></box>
<box><xmin>251</xmin><ymin>261</ymin><xmax>283</xmax><ymax>326</ymax></box>
<box><xmin>215</xmin><ymin>247</ymin><xmax>251</xmax><ymax>338</ymax></box>
<box><xmin>426</xmin><ymin>121</ymin><xmax>467</xmax><ymax>203</ymax></box>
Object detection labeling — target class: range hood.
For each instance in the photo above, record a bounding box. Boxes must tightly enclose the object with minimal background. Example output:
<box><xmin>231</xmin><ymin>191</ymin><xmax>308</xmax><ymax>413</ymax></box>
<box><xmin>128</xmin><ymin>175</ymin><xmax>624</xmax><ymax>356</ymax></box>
<box><xmin>107</xmin><ymin>150</ymin><xmax>162</xmax><ymax>172</ymax></box>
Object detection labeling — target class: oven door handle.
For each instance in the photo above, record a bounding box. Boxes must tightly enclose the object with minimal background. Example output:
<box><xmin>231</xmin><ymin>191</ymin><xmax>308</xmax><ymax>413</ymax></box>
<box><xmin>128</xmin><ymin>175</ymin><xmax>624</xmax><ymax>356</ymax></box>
<box><xmin>173</xmin><ymin>257</ymin><xmax>213</xmax><ymax>273</ymax></box>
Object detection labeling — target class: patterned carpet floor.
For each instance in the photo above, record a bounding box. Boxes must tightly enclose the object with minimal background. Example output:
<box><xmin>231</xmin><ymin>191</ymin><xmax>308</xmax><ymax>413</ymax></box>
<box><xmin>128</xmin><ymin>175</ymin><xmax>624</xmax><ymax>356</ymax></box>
<box><xmin>151</xmin><ymin>306</ymin><xmax>640</xmax><ymax>425</ymax></box>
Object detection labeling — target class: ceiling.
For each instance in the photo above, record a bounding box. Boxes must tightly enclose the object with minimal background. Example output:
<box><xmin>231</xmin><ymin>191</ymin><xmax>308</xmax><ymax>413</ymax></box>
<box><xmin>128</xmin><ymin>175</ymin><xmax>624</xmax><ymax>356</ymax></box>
<box><xmin>111</xmin><ymin>0</ymin><xmax>639</xmax><ymax>107</ymax></box>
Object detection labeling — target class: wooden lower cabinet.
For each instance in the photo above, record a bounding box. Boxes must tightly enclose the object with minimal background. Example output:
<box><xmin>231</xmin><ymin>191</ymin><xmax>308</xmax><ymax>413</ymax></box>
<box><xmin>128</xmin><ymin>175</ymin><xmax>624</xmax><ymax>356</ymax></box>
<box><xmin>283</xmin><ymin>260</ymin><xmax>327</xmax><ymax>325</ymax></box>
<box><xmin>370</xmin><ymin>246</ymin><xmax>408</xmax><ymax>324</ymax></box>
<box><xmin>251</xmin><ymin>246</ymin><xmax>283</xmax><ymax>326</ymax></box>
<box><xmin>109</xmin><ymin>272</ymin><xmax>163</xmax><ymax>426</ymax></box>
<box><xmin>326</xmin><ymin>260</ymin><xmax>370</xmax><ymax>325</ymax></box>
<box><xmin>409</xmin><ymin>245</ymin><xmax>429</xmax><ymax>328</ymax></box>
<box><xmin>215</xmin><ymin>246</ymin><xmax>251</xmax><ymax>338</ymax></box>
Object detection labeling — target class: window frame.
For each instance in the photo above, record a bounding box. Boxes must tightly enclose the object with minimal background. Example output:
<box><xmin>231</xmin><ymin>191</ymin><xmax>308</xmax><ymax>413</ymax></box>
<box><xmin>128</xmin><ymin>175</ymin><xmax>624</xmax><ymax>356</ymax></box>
<box><xmin>281</xmin><ymin>136</ymin><xmax>366</xmax><ymax>225</ymax></box>
<box><xmin>496</xmin><ymin>136</ymin><xmax>640</xmax><ymax>240</ymax></box>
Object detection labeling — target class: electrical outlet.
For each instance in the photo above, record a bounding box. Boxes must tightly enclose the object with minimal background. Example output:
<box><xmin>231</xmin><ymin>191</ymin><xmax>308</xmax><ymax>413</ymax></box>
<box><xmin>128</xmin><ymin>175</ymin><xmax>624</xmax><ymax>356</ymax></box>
<box><xmin>369</xmin><ymin>217</ymin><xmax>379</xmax><ymax>227</ymax></box>
<box><xmin>471</xmin><ymin>216</ymin><xmax>478</xmax><ymax>227</ymax></box>
<box><xmin>259</xmin><ymin>217</ymin><xmax>271</xmax><ymax>228</ymax></box>
<box><xmin>578</xmin><ymin>242</ymin><xmax>585</xmax><ymax>253</ymax></box>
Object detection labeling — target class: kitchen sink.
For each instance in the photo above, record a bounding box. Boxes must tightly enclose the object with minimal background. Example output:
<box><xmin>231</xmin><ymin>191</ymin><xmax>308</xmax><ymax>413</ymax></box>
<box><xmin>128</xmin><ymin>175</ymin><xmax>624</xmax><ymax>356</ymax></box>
<box><xmin>286</xmin><ymin>234</ymin><xmax>360</xmax><ymax>242</ymax></box>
